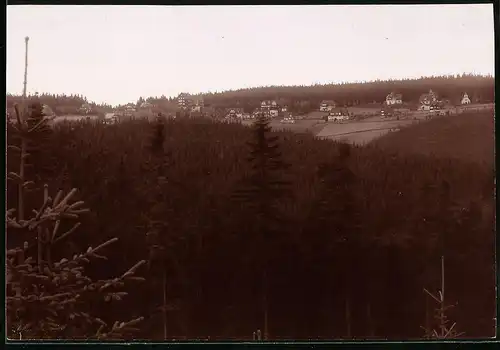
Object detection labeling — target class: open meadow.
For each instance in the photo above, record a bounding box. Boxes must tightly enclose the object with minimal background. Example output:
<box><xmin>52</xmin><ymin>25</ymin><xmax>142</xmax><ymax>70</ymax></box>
<box><xmin>263</xmin><ymin>103</ymin><xmax>496</xmax><ymax>146</ymax></box>
<box><xmin>315</xmin><ymin>119</ymin><xmax>417</xmax><ymax>144</ymax></box>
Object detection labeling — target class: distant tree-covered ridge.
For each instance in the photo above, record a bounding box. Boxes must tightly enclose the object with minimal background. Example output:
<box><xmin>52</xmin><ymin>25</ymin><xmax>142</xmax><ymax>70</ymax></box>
<box><xmin>200</xmin><ymin>74</ymin><xmax>494</xmax><ymax>113</ymax></box>
<box><xmin>6</xmin><ymin>93</ymin><xmax>113</xmax><ymax>117</ymax></box>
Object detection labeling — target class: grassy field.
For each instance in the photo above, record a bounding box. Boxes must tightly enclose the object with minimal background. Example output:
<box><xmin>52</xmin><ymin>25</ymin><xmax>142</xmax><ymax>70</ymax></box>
<box><xmin>267</xmin><ymin>103</ymin><xmax>495</xmax><ymax>146</ymax></box>
<box><xmin>324</xmin><ymin>129</ymin><xmax>393</xmax><ymax>144</ymax></box>
<box><xmin>239</xmin><ymin>103</ymin><xmax>495</xmax><ymax>146</ymax></box>
<box><xmin>371</xmin><ymin>110</ymin><xmax>495</xmax><ymax>166</ymax></box>
<box><xmin>316</xmin><ymin>119</ymin><xmax>417</xmax><ymax>144</ymax></box>
<box><xmin>243</xmin><ymin>119</ymin><xmax>327</xmax><ymax>135</ymax></box>
<box><xmin>246</xmin><ymin>117</ymin><xmax>420</xmax><ymax>145</ymax></box>
<box><xmin>49</xmin><ymin>115</ymin><xmax>100</xmax><ymax>124</ymax></box>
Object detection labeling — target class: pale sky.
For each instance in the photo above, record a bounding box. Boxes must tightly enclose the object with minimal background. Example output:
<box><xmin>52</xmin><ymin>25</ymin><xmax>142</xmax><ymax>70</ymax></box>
<box><xmin>6</xmin><ymin>4</ymin><xmax>495</xmax><ymax>106</ymax></box>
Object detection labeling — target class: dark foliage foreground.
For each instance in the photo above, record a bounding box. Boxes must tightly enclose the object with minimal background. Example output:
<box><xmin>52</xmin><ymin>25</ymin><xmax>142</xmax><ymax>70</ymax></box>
<box><xmin>6</xmin><ymin>103</ymin><xmax>146</xmax><ymax>340</ymax></box>
<box><xmin>372</xmin><ymin>111</ymin><xmax>494</xmax><ymax>166</ymax></box>
<box><xmin>6</xmin><ymin>112</ymin><xmax>495</xmax><ymax>340</ymax></box>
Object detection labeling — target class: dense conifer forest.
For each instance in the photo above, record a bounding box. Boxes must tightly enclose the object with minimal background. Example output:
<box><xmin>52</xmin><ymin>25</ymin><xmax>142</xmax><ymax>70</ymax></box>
<box><xmin>200</xmin><ymin>74</ymin><xmax>494</xmax><ymax>113</ymax></box>
<box><xmin>6</xmin><ymin>95</ymin><xmax>495</xmax><ymax>339</ymax></box>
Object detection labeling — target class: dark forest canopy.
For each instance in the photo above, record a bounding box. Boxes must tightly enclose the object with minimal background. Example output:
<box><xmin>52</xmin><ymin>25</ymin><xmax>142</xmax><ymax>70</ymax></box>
<box><xmin>6</xmin><ymin>114</ymin><xmax>495</xmax><ymax>340</ymax></box>
<box><xmin>6</xmin><ymin>92</ymin><xmax>114</xmax><ymax>117</ymax></box>
<box><xmin>6</xmin><ymin>74</ymin><xmax>494</xmax><ymax>115</ymax></box>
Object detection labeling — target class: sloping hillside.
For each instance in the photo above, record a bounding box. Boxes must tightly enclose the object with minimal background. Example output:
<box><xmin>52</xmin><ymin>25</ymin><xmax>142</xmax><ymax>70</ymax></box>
<box><xmin>371</xmin><ymin>111</ymin><xmax>495</xmax><ymax>166</ymax></box>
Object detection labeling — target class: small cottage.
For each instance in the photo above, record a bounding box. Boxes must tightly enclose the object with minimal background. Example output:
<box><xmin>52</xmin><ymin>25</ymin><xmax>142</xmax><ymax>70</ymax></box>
<box><xmin>78</xmin><ymin>103</ymin><xmax>92</xmax><ymax>115</ymax></box>
<box><xmin>319</xmin><ymin>100</ymin><xmax>337</xmax><ymax>112</ymax></box>
<box><xmin>385</xmin><ymin>92</ymin><xmax>402</xmax><ymax>105</ymax></box>
<box><xmin>124</xmin><ymin>104</ymin><xmax>136</xmax><ymax>118</ymax></box>
<box><xmin>178</xmin><ymin>93</ymin><xmax>193</xmax><ymax>109</ymax></box>
<box><xmin>261</xmin><ymin>100</ymin><xmax>277</xmax><ymax>109</ymax></box>
<box><xmin>269</xmin><ymin>109</ymin><xmax>279</xmax><ymax>118</ymax></box>
<box><xmin>461</xmin><ymin>93</ymin><xmax>471</xmax><ymax>105</ymax></box>
<box><xmin>227</xmin><ymin>108</ymin><xmax>244</xmax><ymax>119</ymax></box>
<box><xmin>326</xmin><ymin>108</ymin><xmax>349</xmax><ymax>122</ymax></box>
<box><xmin>419</xmin><ymin>89</ymin><xmax>438</xmax><ymax>106</ymax></box>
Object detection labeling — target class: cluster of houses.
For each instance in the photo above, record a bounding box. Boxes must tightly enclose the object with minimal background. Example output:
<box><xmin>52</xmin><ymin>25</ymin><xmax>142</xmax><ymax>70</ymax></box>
<box><xmin>384</xmin><ymin>89</ymin><xmax>472</xmax><ymax>111</ymax></box>
<box><xmin>174</xmin><ymin>93</ymin><xmax>294</xmax><ymax>122</ymax></box>
<box><xmin>178</xmin><ymin>93</ymin><xmax>205</xmax><ymax>113</ymax></box>
<box><xmin>78</xmin><ymin>103</ymin><xmax>93</xmax><ymax>115</ymax></box>
<box><xmin>312</xmin><ymin>89</ymin><xmax>475</xmax><ymax>121</ymax></box>
<box><xmin>7</xmin><ymin>87</ymin><xmax>479</xmax><ymax>127</ymax></box>
<box><xmin>103</xmin><ymin>100</ymin><xmax>158</xmax><ymax>124</ymax></box>
<box><xmin>221</xmin><ymin>101</ymin><xmax>291</xmax><ymax>122</ymax></box>
<box><xmin>255</xmin><ymin>100</ymin><xmax>289</xmax><ymax>118</ymax></box>
<box><xmin>213</xmin><ymin>100</ymin><xmax>291</xmax><ymax>122</ymax></box>
<box><xmin>317</xmin><ymin>100</ymin><xmax>350</xmax><ymax>121</ymax></box>
<box><xmin>101</xmin><ymin>89</ymin><xmax>478</xmax><ymax>126</ymax></box>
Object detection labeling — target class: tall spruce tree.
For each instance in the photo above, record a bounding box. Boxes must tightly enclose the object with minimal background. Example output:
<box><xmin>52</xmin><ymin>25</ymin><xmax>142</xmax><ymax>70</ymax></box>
<box><xmin>24</xmin><ymin>100</ymin><xmax>55</xmax><ymax>183</ymax></box>
<box><xmin>232</xmin><ymin>113</ymin><xmax>290</xmax><ymax>340</ymax></box>
<box><xmin>306</xmin><ymin>142</ymin><xmax>364</xmax><ymax>337</ymax></box>
<box><xmin>143</xmin><ymin>116</ymin><xmax>179</xmax><ymax>340</ymax></box>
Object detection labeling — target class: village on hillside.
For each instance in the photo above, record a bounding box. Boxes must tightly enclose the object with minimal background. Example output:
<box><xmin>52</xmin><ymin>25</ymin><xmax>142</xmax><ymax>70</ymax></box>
<box><xmin>101</xmin><ymin>89</ymin><xmax>490</xmax><ymax>125</ymax></box>
<box><xmin>177</xmin><ymin>89</ymin><xmax>491</xmax><ymax>123</ymax></box>
<box><xmin>7</xmin><ymin>87</ymin><xmax>494</xmax><ymax>146</ymax></box>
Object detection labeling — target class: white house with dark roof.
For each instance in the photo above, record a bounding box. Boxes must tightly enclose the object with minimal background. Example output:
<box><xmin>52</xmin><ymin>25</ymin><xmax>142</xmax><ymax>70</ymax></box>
<box><xmin>191</xmin><ymin>96</ymin><xmax>204</xmax><ymax>112</ymax></box>
<box><xmin>385</xmin><ymin>92</ymin><xmax>403</xmax><ymax>105</ymax></box>
<box><xmin>419</xmin><ymin>89</ymin><xmax>438</xmax><ymax>106</ymax></box>
<box><xmin>327</xmin><ymin>107</ymin><xmax>350</xmax><ymax>121</ymax></box>
<box><xmin>320</xmin><ymin>100</ymin><xmax>337</xmax><ymax>111</ymax></box>
<box><xmin>461</xmin><ymin>92</ymin><xmax>471</xmax><ymax>105</ymax></box>
<box><xmin>178</xmin><ymin>93</ymin><xmax>195</xmax><ymax>110</ymax></box>
<box><xmin>78</xmin><ymin>103</ymin><xmax>92</xmax><ymax>114</ymax></box>
<box><xmin>226</xmin><ymin>108</ymin><xmax>244</xmax><ymax>119</ymax></box>
<box><xmin>260</xmin><ymin>100</ymin><xmax>277</xmax><ymax>110</ymax></box>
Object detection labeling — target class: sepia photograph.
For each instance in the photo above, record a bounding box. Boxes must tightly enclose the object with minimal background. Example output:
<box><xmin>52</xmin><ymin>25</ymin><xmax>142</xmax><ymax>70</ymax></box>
<box><xmin>5</xmin><ymin>3</ymin><xmax>496</xmax><ymax>341</ymax></box>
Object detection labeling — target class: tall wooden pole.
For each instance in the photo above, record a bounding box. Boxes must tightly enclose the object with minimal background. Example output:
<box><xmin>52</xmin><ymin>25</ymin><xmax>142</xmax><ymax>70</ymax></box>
<box><xmin>23</xmin><ymin>36</ymin><xmax>29</xmax><ymax>99</ymax></box>
<box><xmin>17</xmin><ymin>36</ymin><xmax>29</xmax><ymax>222</ymax></box>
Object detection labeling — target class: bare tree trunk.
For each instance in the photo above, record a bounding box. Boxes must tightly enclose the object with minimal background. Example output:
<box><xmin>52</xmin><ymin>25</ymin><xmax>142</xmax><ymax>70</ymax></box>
<box><xmin>440</xmin><ymin>255</ymin><xmax>445</xmax><ymax>338</ymax></box>
<box><xmin>367</xmin><ymin>303</ymin><xmax>374</xmax><ymax>338</ymax></box>
<box><xmin>43</xmin><ymin>186</ymin><xmax>51</xmax><ymax>268</ymax></box>
<box><xmin>18</xmin><ymin>36</ymin><xmax>29</xmax><ymax>222</ymax></box>
<box><xmin>345</xmin><ymin>297</ymin><xmax>351</xmax><ymax>339</ymax></box>
<box><xmin>425</xmin><ymin>293</ymin><xmax>430</xmax><ymax>337</ymax></box>
<box><xmin>162</xmin><ymin>269</ymin><xmax>168</xmax><ymax>340</ymax></box>
<box><xmin>36</xmin><ymin>187</ymin><xmax>49</xmax><ymax>274</ymax></box>
<box><xmin>263</xmin><ymin>269</ymin><xmax>269</xmax><ymax>340</ymax></box>
<box><xmin>18</xmin><ymin>137</ymin><xmax>26</xmax><ymax>222</ymax></box>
